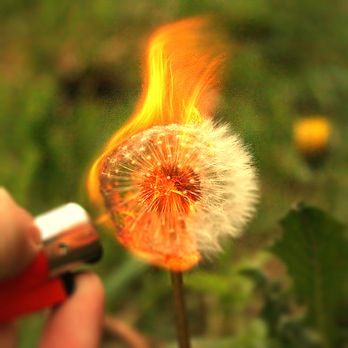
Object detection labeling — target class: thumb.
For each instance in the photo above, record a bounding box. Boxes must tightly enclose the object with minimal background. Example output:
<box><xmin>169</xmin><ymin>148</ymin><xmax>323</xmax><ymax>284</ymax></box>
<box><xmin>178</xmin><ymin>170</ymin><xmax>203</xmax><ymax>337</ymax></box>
<box><xmin>40</xmin><ymin>273</ymin><xmax>104</xmax><ymax>348</ymax></box>
<box><xmin>0</xmin><ymin>188</ymin><xmax>41</xmax><ymax>280</ymax></box>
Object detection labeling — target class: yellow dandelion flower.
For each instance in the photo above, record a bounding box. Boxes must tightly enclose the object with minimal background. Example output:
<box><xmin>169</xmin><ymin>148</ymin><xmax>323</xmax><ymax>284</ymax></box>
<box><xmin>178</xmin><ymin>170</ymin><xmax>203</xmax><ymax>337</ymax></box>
<box><xmin>293</xmin><ymin>116</ymin><xmax>331</xmax><ymax>155</ymax></box>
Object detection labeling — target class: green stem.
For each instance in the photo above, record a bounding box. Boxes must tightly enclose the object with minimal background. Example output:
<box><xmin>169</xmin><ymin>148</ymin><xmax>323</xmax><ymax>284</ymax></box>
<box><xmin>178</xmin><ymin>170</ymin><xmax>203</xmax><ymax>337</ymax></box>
<box><xmin>170</xmin><ymin>271</ymin><xmax>191</xmax><ymax>348</ymax></box>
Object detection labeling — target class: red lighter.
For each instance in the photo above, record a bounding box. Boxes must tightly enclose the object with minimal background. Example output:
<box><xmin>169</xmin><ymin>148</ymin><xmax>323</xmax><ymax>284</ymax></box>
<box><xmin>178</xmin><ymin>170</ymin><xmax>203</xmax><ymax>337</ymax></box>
<box><xmin>0</xmin><ymin>203</ymin><xmax>102</xmax><ymax>323</ymax></box>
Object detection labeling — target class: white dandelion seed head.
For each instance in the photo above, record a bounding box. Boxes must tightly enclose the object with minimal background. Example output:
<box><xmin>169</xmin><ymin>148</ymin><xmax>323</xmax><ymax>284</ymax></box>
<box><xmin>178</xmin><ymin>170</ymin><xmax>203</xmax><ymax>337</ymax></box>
<box><xmin>99</xmin><ymin>120</ymin><xmax>259</xmax><ymax>259</ymax></box>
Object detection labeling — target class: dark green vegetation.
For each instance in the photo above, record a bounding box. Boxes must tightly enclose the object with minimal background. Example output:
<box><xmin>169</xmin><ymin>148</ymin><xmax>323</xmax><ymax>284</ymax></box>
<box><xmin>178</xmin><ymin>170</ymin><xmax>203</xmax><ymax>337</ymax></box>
<box><xmin>1</xmin><ymin>1</ymin><xmax>347</xmax><ymax>347</ymax></box>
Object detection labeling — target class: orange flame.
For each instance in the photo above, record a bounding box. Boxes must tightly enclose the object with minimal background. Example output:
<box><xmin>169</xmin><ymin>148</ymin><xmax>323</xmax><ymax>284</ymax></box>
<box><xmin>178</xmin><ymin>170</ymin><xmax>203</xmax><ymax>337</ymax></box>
<box><xmin>87</xmin><ymin>17</ymin><xmax>228</xmax><ymax>270</ymax></box>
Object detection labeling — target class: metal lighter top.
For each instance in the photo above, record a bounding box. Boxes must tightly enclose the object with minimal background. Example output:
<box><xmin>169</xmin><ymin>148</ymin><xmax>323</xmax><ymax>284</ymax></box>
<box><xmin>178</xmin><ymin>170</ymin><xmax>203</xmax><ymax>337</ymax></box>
<box><xmin>35</xmin><ymin>203</ymin><xmax>102</xmax><ymax>276</ymax></box>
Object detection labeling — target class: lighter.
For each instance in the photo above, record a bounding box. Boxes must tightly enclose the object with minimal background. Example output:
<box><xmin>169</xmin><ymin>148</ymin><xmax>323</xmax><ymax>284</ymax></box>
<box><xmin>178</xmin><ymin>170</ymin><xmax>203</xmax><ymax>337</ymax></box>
<box><xmin>0</xmin><ymin>203</ymin><xmax>102</xmax><ymax>323</ymax></box>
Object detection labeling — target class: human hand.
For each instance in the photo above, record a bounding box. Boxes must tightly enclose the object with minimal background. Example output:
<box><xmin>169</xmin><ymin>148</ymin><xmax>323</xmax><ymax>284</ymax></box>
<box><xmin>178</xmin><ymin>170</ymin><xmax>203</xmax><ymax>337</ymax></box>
<box><xmin>0</xmin><ymin>188</ymin><xmax>105</xmax><ymax>348</ymax></box>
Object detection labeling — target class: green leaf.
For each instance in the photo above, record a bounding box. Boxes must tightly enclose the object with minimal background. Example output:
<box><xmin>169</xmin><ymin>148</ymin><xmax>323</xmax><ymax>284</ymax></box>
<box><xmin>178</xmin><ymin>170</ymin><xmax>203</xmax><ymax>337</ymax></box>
<box><xmin>272</xmin><ymin>203</ymin><xmax>348</xmax><ymax>348</ymax></box>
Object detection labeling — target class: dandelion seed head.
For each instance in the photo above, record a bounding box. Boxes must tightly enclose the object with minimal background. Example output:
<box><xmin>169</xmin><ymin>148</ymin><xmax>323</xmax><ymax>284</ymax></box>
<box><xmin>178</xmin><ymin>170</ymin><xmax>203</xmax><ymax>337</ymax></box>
<box><xmin>99</xmin><ymin>120</ymin><xmax>258</xmax><ymax>270</ymax></box>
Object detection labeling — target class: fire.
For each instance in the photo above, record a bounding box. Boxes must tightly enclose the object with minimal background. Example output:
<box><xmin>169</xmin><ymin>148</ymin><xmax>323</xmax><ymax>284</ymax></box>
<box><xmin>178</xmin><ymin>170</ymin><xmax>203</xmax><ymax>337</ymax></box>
<box><xmin>87</xmin><ymin>18</ymin><xmax>258</xmax><ymax>271</ymax></box>
<box><xmin>88</xmin><ymin>18</ymin><xmax>226</xmax><ymax>204</ymax></box>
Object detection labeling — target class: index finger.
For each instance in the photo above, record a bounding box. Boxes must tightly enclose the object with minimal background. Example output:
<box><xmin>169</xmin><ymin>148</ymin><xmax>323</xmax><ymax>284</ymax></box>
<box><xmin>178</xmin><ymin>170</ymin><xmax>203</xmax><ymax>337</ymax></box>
<box><xmin>0</xmin><ymin>188</ymin><xmax>41</xmax><ymax>280</ymax></box>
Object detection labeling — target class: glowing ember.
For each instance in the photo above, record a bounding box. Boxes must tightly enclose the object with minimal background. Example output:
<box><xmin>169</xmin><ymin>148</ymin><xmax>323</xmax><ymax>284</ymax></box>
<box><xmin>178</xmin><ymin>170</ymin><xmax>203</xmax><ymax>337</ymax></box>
<box><xmin>88</xmin><ymin>18</ymin><xmax>259</xmax><ymax>271</ymax></box>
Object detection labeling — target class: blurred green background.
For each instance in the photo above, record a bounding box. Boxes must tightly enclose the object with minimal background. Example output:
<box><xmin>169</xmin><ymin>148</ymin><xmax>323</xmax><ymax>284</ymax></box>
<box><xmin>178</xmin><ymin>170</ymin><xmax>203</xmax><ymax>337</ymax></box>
<box><xmin>1</xmin><ymin>0</ymin><xmax>347</xmax><ymax>347</ymax></box>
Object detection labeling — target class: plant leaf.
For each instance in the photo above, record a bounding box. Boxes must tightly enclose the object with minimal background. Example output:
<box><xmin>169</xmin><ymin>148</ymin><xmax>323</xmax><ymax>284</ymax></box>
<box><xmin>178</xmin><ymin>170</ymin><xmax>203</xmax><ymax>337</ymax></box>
<box><xmin>272</xmin><ymin>203</ymin><xmax>348</xmax><ymax>348</ymax></box>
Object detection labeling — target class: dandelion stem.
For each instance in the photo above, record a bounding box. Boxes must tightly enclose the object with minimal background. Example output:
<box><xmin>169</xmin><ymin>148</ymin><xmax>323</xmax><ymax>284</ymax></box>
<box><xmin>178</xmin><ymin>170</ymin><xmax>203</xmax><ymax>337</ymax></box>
<box><xmin>170</xmin><ymin>271</ymin><xmax>191</xmax><ymax>348</ymax></box>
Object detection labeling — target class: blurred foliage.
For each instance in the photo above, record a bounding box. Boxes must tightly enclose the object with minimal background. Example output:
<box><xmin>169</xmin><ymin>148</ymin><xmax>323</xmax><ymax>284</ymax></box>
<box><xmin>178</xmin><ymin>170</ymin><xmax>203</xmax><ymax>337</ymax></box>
<box><xmin>0</xmin><ymin>0</ymin><xmax>348</xmax><ymax>347</ymax></box>
<box><xmin>273</xmin><ymin>204</ymin><xmax>348</xmax><ymax>348</ymax></box>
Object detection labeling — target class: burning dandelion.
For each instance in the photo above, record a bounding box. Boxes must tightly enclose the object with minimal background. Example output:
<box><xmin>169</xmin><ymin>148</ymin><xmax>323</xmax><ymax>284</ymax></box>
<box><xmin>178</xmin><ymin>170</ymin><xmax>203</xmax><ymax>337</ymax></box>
<box><xmin>88</xmin><ymin>18</ymin><xmax>259</xmax><ymax>271</ymax></box>
<box><xmin>100</xmin><ymin>121</ymin><xmax>258</xmax><ymax>270</ymax></box>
